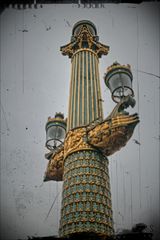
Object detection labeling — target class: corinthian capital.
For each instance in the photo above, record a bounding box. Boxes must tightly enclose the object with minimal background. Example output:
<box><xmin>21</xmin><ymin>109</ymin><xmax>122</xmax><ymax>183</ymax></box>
<box><xmin>60</xmin><ymin>20</ymin><xmax>109</xmax><ymax>58</ymax></box>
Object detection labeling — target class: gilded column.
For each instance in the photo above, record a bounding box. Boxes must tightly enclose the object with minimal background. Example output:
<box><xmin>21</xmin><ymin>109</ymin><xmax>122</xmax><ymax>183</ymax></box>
<box><xmin>59</xmin><ymin>20</ymin><xmax>113</xmax><ymax>238</ymax></box>
<box><xmin>68</xmin><ymin>49</ymin><xmax>103</xmax><ymax>130</ymax></box>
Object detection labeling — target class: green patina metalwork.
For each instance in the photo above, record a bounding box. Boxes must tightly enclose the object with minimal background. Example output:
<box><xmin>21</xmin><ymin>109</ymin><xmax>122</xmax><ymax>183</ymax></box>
<box><xmin>59</xmin><ymin>150</ymin><xmax>113</xmax><ymax>237</ymax></box>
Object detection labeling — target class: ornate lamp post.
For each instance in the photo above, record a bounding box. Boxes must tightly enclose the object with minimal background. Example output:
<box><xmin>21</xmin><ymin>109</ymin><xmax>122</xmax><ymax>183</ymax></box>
<box><xmin>44</xmin><ymin>20</ymin><xmax>139</xmax><ymax>239</ymax></box>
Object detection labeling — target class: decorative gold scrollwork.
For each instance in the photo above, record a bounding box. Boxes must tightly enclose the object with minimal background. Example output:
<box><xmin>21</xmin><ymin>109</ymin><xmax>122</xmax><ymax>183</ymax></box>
<box><xmin>60</xmin><ymin>24</ymin><xmax>109</xmax><ymax>58</ymax></box>
<box><xmin>44</xmin><ymin>96</ymin><xmax>139</xmax><ymax>181</ymax></box>
<box><xmin>64</xmin><ymin>127</ymin><xmax>95</xmax><ymax>159</ymax></box>
<box><xmin>87</xmin><ymin>113</ymin><xmax>139</xmax><ymax>156</ymax></box>
<box><xmin>44</xmin><ymin>148</ymin><xmax>64</xmax><ymax>181</ymax></box>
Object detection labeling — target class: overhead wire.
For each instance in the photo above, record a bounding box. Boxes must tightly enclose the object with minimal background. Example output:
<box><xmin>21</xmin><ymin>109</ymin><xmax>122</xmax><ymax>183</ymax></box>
<box><xmin>22</xmin><ymin>7</ymin><xmax>24</xmax><ymax>93</ymax></box>
<box><xmin>44</xmin><ymin>190</ymin><xmax>61</xmax><ymax>222</ymax></box>
<box><xmin>116</xmin><ymin>160</ymin><xmax>119</xmax><ymax>230</ymax></box>
<box><xmin>122</xmin><ymin>165</ymin><xmax>126</xmax><ymax>228</ymax></box>
<box><xmin>130</xmin><ymin>173</ymin><xmax>133</xmax><ymax>227</ymax></box>
<box><xmin>132</xmin><ymin>69</ymin><xmax>160</xmax><ymax>79</ymax></box>
<box><xmin>159</xmin><ymin>11</ymin><xmax>160</xmax><ymax>235</ymax></box>
<box><xmin>56</xmin><ymin>181</ymin><xmax>59</xmax><ymax>232</ymax></box>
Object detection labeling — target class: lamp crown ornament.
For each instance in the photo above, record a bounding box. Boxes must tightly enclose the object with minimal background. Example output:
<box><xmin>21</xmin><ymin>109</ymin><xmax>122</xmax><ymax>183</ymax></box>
<box><xmin>47</xmin><ymin>112</ymin><xmax>65</xmax><ymax>122</ymax></box>
<box><xmin>54</xmin><ymin>112</ymin><xmax>64</xmax><ymax>119</ymax></box>
<box><xmin>44</xmin><ymin>20</ymin><xmax>139</xmax><ymax>239</ymax></box>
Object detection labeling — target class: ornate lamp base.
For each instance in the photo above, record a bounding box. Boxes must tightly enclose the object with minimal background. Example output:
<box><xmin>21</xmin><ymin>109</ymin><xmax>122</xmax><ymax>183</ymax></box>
<box><xmin>59</xmin><ymin>150</ymin><xmax>114</xmax><ymax>238</ymax></box>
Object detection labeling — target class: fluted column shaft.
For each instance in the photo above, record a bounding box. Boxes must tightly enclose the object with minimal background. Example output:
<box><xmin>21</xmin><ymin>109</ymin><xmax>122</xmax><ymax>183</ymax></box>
<box><xmin>67</xmin><ymin>49</ymin><xmax>103</xmax><ymax>131</ymax></box>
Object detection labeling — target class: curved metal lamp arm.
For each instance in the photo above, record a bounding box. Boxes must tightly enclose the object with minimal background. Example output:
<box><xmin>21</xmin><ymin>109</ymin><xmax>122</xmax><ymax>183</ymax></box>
<box><xmin>106</xmin><ymin>95</ymin><xmax>136</xmax><ymax>121</ymax></box>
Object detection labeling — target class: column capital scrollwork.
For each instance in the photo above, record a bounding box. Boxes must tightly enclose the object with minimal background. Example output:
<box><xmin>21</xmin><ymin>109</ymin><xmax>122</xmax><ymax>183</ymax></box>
<box><xmin>60</xmin><ymin>24</ymin><xmax>109</xmax><ymax>58</ymax></box>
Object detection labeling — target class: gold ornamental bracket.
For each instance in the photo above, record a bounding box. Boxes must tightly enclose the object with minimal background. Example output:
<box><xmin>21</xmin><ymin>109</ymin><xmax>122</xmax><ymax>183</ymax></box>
<box><xmin>43</xmin><ymin>115</ymin><xmax>139</xmax><ymax>181</ymax></box>
<box><xmin>63</xmin><ymin>127</ymin><xmax>95</xmax><ymax>160</ymax></box>
<box><xmin>86</xmin><ymin>95</ymin><xmax>139</xmax><ymax>156</ymax></box>
<box><xmin>44</xmin><ymin>96</ymin><xmax>139</xmax><ymax>181</ymax></box>
<box><xmin>43</xmin><ymin>127</ymin><xmax>94</xmax><ymax>181</ymax></box>
<box><xmin>87</xmin><ymin>113</ymin><xmax>139</xmax><ymax>156</ymax></box>
<box><xmin>62</xmin><ymin>96</ymin><xmax>139</xmax><ymax>160</ymax></box>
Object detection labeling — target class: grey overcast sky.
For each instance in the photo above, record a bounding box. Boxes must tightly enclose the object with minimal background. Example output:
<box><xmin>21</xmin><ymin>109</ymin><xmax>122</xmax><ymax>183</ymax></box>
<box><xmin>0</xmin><ymin>2</ymin><xmax>160</xmax><ymax>240</ymax></box>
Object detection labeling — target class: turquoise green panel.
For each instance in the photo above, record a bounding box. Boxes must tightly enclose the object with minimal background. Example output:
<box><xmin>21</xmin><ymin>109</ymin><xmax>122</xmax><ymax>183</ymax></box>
<box><xmin>59</xmin><ymin>150</ymin><xmax>113</xmax><ymax>238</ymax></box>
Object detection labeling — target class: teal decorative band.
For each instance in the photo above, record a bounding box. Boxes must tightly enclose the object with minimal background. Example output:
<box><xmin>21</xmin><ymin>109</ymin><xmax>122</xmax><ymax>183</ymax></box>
<box><xmin>59</xmin><ymin>150</ymin><xmax>114</xmax><ymax>237</ymax></box>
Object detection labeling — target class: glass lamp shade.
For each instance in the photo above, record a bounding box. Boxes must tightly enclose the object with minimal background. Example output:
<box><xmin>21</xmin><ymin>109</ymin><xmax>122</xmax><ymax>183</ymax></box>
<box><xmin>45</xmin><ymin>113</ymin><xmax>66</xmax><ymax>151</ymax></box>
<box><xmin>104</xmin><ymin>62</ymin><xmax>134</xmax><ymax>103</ymax></box>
